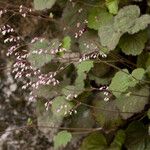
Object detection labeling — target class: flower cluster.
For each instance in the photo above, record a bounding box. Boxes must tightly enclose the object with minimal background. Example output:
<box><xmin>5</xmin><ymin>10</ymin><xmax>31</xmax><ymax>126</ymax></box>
<box><xmin>99</xmin><ymin>85</ymin><xmax>111</xmax><ymax>102</ymax></box>
<box><xmin>79</xmin><ymin>52</ymin><xmax>99</xmax><ymax>62</ymax></box>
<box><xmin>79</xmin><ymin>50</ymin><xmax>107</xmax><ymax>63</ymax></box>
<box><xmin>0</xmin><ymin>9</ymin><xmax>7</xmax><ymax>17</ymax></box>
<box><xmin>75</xmin><ymin>27</ymin><xmax>86</xmax><ymax>39</ymax></box>
<box><xmin>0</xmin><ymin>24</ymin><xmax>14</xmax><ymax>36</ymax></box>
<box><xmin>2</xmin><ymin>25</ymin><xmax>60</xmax><ymax>102</ymax></box>
<box><xmin>4</xmin><ymin>36</ymin><xmax>21</xmax><ymax>43</ymax></box>
<box><xmin>19</xmin><ymin>5</ymin><xmax>32</xmax><ymax>18</ymax></box>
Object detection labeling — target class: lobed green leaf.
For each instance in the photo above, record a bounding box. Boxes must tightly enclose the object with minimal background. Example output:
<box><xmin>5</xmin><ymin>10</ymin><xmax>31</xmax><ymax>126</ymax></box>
<box><xmin>54</xmin><ymin>131</ymin><xmax>72</xmax><ymax>149</ymax></box>
<box><xmin>34</xmin><ymin>0</ymin><xmax>56</xmax><ymax>10</ymax></box>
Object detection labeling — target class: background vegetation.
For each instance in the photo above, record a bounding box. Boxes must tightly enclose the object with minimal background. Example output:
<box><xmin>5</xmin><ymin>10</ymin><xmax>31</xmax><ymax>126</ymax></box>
<box><xmin>0</xmin><ymin>0</ymin><xmax>150</xmax><ymax>149</ymax></box>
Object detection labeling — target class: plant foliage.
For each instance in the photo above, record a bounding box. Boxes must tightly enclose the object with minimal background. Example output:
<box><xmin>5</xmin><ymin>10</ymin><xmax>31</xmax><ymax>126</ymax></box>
<box><xmin>3</xmin><ymin>0</ymin><xmax>150</xmax><ymax>149</ymax></box>
<box><xmin>53</xmin><ymin>130</ymin><xmax>72</xmax><ymax>149</ymax></box>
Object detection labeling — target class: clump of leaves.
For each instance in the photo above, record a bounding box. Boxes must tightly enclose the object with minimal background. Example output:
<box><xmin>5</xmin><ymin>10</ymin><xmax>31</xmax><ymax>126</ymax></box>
<box><xmin>98</xmin><ymin>5</ymin><xmax>150</xmax><ymax>53</ymax></box>
<box><xmin>4</xmin><ymin>0</ymin><xmax>150</xmax><ymax>149</ymax></box>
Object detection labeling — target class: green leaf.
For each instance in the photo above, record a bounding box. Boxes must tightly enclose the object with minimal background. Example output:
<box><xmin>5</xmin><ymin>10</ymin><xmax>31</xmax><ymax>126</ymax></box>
<box><xmin>28</xmin><ymin>39</ymin><xmax>51</xmax><ymax>68</ymax></box>
<box><xmin>62</xmin><ymin>85</ymin><xmax>82</xmax><ymax>99</ymax></box>
<box><xmin>62</xmin><ymin>36</ymin><xmax>71</xmax><ymax>50</ymax></box>
<box><xmin>116</xmin><ymin>86</ymin><xmax>149</xmax><ymax>119</ymax></box>
<box><xmin>110</xmin><ymin>130</ymin><xmax>126</xmax><ymax>149</ymax></box>
<box><xmin>89</xmin><ymin>74</ymin><xmax>112</xmax><ymax>85</ymax></box>
<box><xmin>28</xmin><ymin>39</ymin><xmax>60</xmax><ymax>68</ymax></box>
<box><xmin>75</xmin><ymin>73</ymin><xmax>86</xmax><ymax>91</ymax></box>
<box><xmin>114</xmin><ymin>5</ymin><xmax>140</xmax><ymax>33</ymax></box>
<box><xmin>106</xmin><ymin>0</ymin><xmax>119</xmax><ymax>15</ymax></box>
<box><xmin>62</xmin><ymin>85</ymin><xmax>76</xmax><ymax>97</ymax></box>
<box><xmin>80</xmin><ymin>132</ymin><xmax>107</xmax><ymax>150</ymax></box>
<box><xmin>119</xmin><ymin>31</ymin><xmax>148</xmax><ymax>55</ymax></box>
<box><xmin>77</xmin><ymin>60</ymin><xmax>94</xmax><ymax>74</ymax></box>
<box><xmin>36</xmin><ymin>99</ymin><xmax>62</xmax><ymax>135</ymax></box>
<box><xmin>54</xmin><ymin>131</ymin><xmax>72</xmax><ymax>149</ymax></box>
<box><xmin>91</xmin><ymin>62</ymin><xmax>111</xmax><ymax>78</ymax></box>
<box><xmin>131</xmin><ymin>68</ymin><xmax>145</xmax><ymax>81</ymax></box>
<box><xmin>34</xmin><ymin>0</ymin><xmax>56</xmax><ymax>10</ymax></box>
<box><xmin>75</xmin><ymin>60</ymin><xmax>94</xmax><ymax>90</ymax></box>
<box><xmin>87</xmin><ymin>7</ymin><xmax>113</xmax><ymax>30</ymax></box>
<box><xmin>89</xmin><ymin>62</ymin><xmax>114</xmax><ymax>85</ymax></box>
<box><xmin>128</xmin><ymin>68</ymin><xmax>145</xmax><ymax>88</ymax></box>
<box><xmin>69</xmin><ymin>106</ymin><xmax>95</xmax><ymax>128</ymax></box>
<box><xmin>109</xmin><ymin>68</ymin><xmax>145</xmax><ymax>97</ymax></box>
<box><xmin>109</xmin><ymin>69</ymin><xmax>130</xmax><ymax>97</ymax></box>
<box><xmin>128</xmin><ymin>14</ymin><xmax>150</xmax><ymax>34</ymax></box>
<box><xmin>51</xmin><ymin>96</ymin><xmax>74</xmax><ymax>117</ymax></box>
<box><xmin>79</xmin><ymin>31</ymin><xmax>99</xmax><ymax>53</ymax></box>
<box><xmin>125</xmin><ymin>121</ymin><xmax>148</xmax><ymax>150</ymax></box>
<box><xmin>93</xmin><ymin>99</ymin><xmax>123</xmax><ymax>130</ymax></box>
<box><xmin>98</xmin><ymin>24</ymin><xmax>122</xmax><ymax>50</ymax></box>
<box><xmin>27</xmin><ymin>118</ymin><xmax>33</xmax><ymax>126</ymax></box>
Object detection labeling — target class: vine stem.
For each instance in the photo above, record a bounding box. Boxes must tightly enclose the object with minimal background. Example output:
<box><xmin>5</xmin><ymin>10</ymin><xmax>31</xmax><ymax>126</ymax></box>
<box><xmin>0</xmin><ymin>124</ymin><xmax>103</xmax><ymax>136</ymax></box>
<box><xmin>73</xmin><ymin>99</ymin><xmax>140</xmax><ymax>114</ymax></box>
<box><xmin>63</xmin><ymin>86</ymin><xmax>149</xmax><ymax>98</ymax></box>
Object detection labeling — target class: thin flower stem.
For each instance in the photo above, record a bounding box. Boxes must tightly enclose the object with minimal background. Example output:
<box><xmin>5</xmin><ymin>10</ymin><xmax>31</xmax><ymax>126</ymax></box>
<box><xmin>0</xmin><ymin>124</ymin><xmax>103</xmax><ymax>136</ymax></box>
<box><xmin>63</xmin><ymin>86</ymin><xmax>149</xmax><ymax>98</ymax></box>
<box><xmin>73</xmin><ymin>99</ymin><xmax>139</xmax><ymax>114</ymax></box>
<box><xmin>98</xmin><ymin>59</ymin><xmax>150</xmax><ymax>84</ymax></box>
